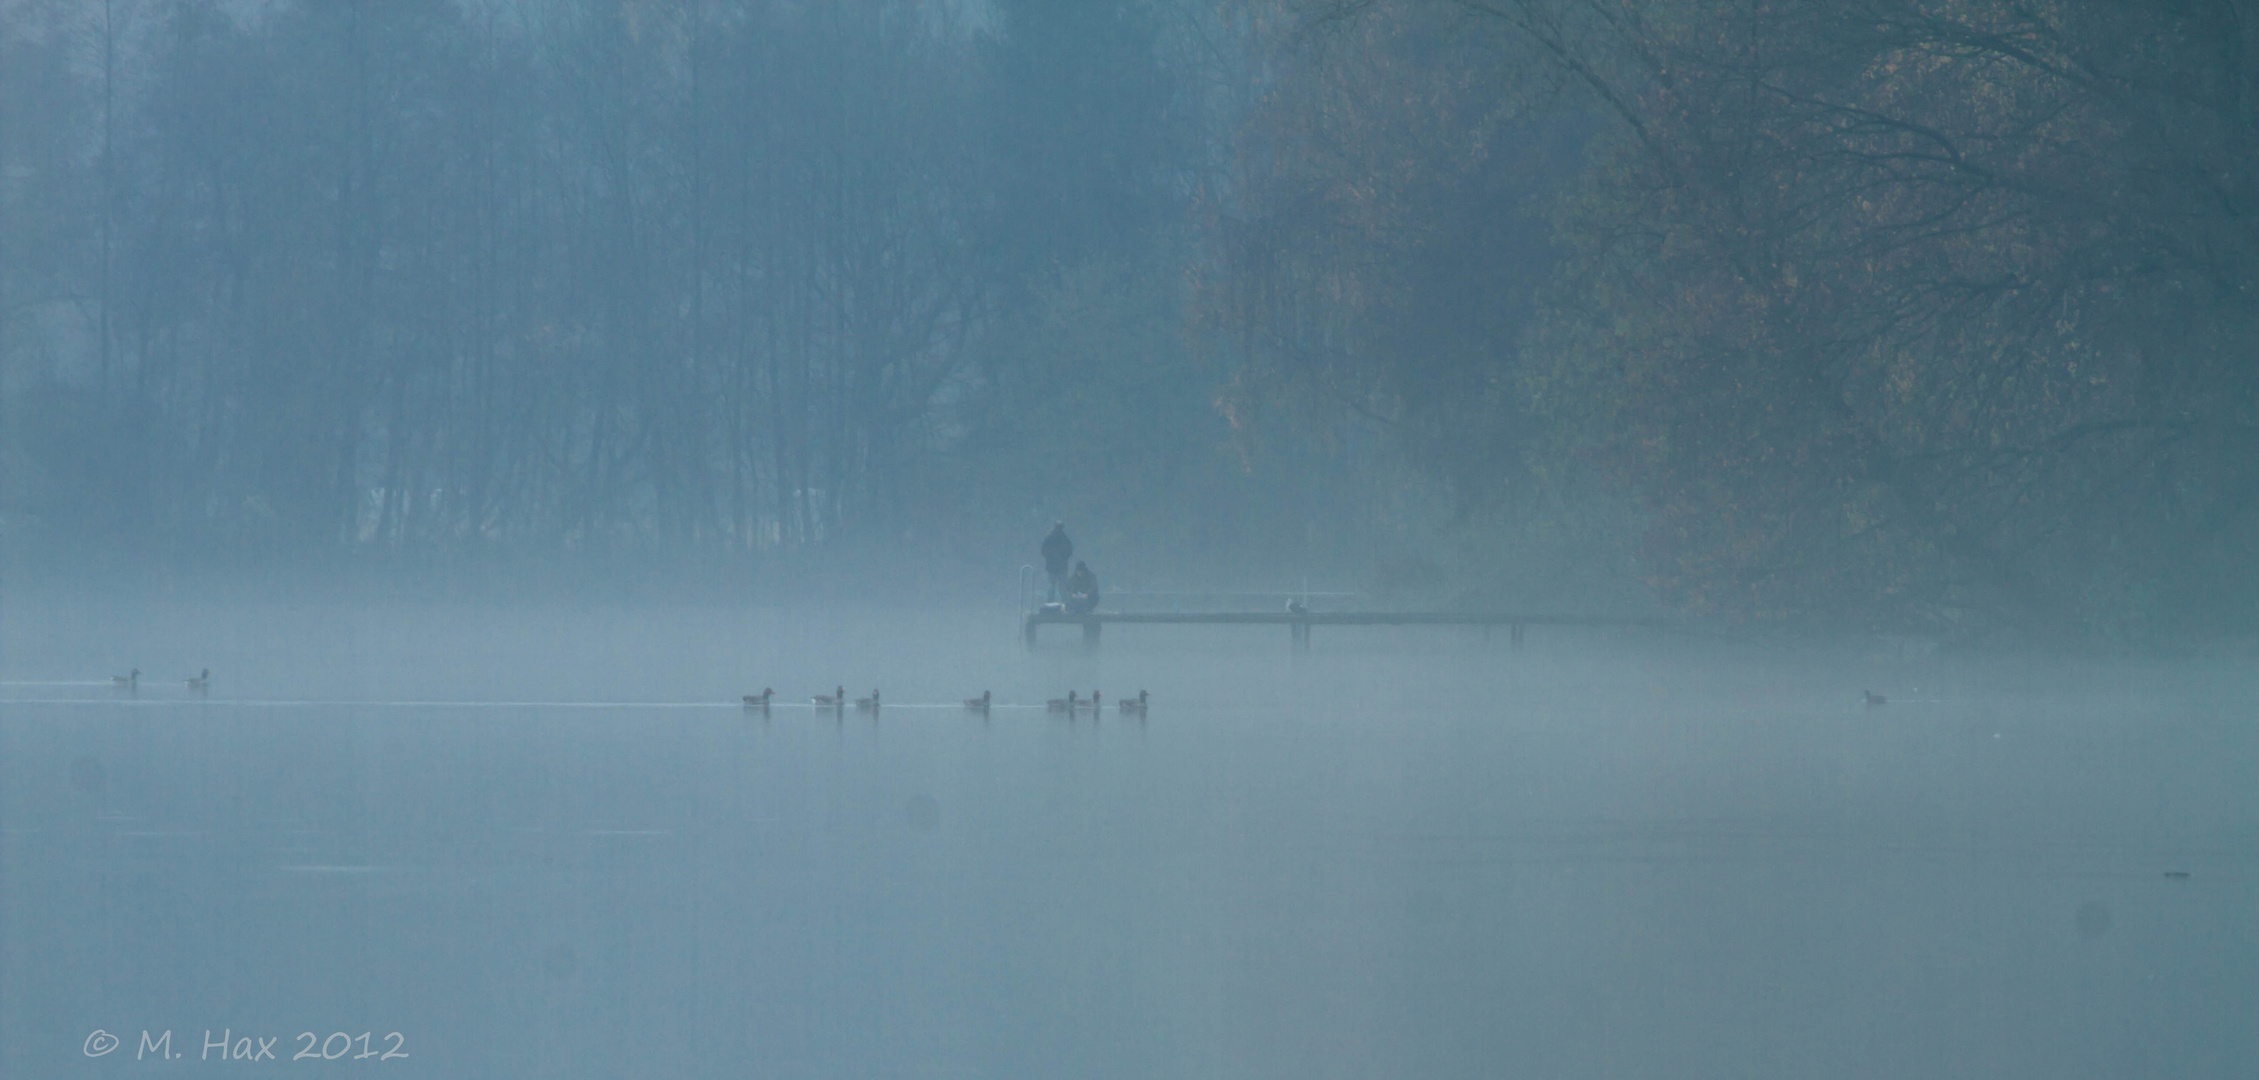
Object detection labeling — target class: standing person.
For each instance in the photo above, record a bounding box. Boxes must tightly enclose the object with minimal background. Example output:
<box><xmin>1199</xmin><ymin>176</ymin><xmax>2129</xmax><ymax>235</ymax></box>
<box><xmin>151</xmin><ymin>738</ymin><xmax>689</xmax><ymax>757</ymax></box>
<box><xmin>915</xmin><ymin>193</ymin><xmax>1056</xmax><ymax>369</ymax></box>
<box><xmin>1041</xmin><ymin>522</ymin><xmax>1073</xmax><ymax>601</ymax></box>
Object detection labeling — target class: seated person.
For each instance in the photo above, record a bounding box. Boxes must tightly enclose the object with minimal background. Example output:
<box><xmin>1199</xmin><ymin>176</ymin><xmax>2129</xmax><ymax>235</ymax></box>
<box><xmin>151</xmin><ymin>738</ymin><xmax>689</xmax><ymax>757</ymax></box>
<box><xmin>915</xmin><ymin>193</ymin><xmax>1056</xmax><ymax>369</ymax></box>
<box><xmin>1064</xmin><ymin>560</ymin><xmax>1100</xmax><ymax>614</ymax></box>
<box><xmin>1042</xmin><ymin>522</ymin><xmax>1073</xmax><ymax>601</ymax></box>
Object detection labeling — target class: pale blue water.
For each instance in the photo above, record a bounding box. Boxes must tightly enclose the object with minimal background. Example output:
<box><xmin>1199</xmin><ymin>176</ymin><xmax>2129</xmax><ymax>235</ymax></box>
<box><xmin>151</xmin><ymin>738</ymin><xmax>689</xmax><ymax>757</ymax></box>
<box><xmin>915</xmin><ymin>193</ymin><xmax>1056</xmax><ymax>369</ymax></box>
<box><xmin>4</xmin><ymin>600</ymin><xmax>2255</xmax><ymax>1077</ymax></box>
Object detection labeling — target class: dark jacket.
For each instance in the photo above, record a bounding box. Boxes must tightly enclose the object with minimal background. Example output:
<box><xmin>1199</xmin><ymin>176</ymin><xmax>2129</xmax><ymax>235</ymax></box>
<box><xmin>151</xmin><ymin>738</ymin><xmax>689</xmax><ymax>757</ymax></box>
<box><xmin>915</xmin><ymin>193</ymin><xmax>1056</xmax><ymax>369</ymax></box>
<box><xmin>1065</xmin><ymin>563</ymin><xmax>1099</xmax><ymax>613</ymax></box>
<box><xmin>1042</xmin><ymin>526</ymin><xmax>1073</xmax><ymax>577</ymax></box>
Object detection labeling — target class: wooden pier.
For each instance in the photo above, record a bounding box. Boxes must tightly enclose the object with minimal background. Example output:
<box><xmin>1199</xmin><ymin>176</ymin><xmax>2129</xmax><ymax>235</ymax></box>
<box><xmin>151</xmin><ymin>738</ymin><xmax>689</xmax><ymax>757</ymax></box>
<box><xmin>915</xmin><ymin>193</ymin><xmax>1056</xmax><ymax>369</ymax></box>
<box><xmin>1022</xmin><ymin>609</ymin><xmax>1668</xmax><ymax>649</ymax></box>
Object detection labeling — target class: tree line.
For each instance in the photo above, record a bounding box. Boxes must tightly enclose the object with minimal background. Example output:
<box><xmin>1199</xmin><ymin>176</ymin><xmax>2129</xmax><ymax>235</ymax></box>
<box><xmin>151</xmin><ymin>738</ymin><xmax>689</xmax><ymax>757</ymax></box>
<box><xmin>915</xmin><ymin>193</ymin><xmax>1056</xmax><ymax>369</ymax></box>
<box><xmin>1229</xmin><ymin>0</ymin><xmax>2259</xmax><ymax>640</ymax></box>
<box><xmin>6</xmin><ymin>0</ymin><xmax>2254</xmax><ymax>638</ymax></box>
<box><xmin>3</xmin><ymin>0</ymin><xmax>1399</xmax><ymax>591</ymax></box>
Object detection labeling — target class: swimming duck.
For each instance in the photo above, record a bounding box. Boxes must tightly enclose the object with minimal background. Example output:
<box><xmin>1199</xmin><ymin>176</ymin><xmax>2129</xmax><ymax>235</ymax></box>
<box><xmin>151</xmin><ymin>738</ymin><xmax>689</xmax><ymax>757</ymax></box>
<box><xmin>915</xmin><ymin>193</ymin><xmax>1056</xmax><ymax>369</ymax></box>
<box><xmin>854</xmin><ymin>690</ymin><xmax>880</xmax><ymax>712</ymax></box>
<box><xmin>1046</xmin><ymin>690</ymin><xmax>1078</xmax><ymax>712</ymax></box>
<box><xmin>112</xmin><ymin>669</ymin><xmax>140</xmax><ymax>689</ymax></box>
<box><xmin>964</xmin><ymin>690</ymin><xmax>991</xmax><ymax>711</ymax></box>
<box><xmin>187</xmin><ymin>668</ymin><xmax>210</xmax><ymax>692</ymax></box>
<box><xmin>743</xmin><ymin>688</ymin><xmax>775</xmax><ymax>708</ymax></box>
<box><xmin>814</xmin><ymin>686</ymin><xmax>846</xmax><ymax>709</ymax></box>
<box><xmin>1863</xmin><ymin>690</ymin><xmax>1887</xmax><ymax>706</ymax></box>
<box><xmin>1118</xmin><ymin>689</ymin><xmax>1148</xmax><ymax>713</ymax></box>
<box><xmin>1082</xmin><ymin>691</ymin><xmax>1102</xmax><ymax>711</ymax></box>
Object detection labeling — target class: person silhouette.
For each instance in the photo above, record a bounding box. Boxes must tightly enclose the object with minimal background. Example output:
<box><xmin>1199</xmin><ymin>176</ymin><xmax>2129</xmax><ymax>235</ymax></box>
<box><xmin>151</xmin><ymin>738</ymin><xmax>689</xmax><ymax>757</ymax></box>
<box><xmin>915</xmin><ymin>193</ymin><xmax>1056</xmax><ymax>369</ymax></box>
<box><xmin>1065</xmin><ymin>560</ymin><xmax>1100</xmax><ymax>614</ymax></box>
<box><xmin>1041</xmin><ymin>522</ymin><xmax>1073</xmax><ymax>601</ymax></box>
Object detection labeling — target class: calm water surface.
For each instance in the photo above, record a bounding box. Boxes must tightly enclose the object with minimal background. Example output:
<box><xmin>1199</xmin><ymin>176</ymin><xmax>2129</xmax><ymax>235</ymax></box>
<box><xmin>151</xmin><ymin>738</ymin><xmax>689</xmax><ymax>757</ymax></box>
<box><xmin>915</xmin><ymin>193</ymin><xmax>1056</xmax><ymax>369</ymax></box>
<box><xmin>4</xmin><ymin>600</ymin><xmax>2255</xmax><ymax>1078</ymax></box>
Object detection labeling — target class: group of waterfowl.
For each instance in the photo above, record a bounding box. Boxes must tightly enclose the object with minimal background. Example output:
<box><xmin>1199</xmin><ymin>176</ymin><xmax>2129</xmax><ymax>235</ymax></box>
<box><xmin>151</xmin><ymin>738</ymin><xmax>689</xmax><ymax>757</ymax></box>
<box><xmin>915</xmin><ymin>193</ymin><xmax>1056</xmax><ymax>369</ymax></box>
<box><xmin>784</xmin><ymin>686</ymin><xmax>881</xmax><ymax>711</ymax></box>
<box><xmin>111</xmin><ymin>668</ymin><xmax>209</xmax><ymax>693</ymax></box>
<box><xmin>739</xmin><ymin>686</ymin><xmax>1148</xmax><ymax>716</ymax></box>
<box><xmin>1046</xmin><ymin>689</ymin><xmax>1148</xmax><ymax>715</ymax></box>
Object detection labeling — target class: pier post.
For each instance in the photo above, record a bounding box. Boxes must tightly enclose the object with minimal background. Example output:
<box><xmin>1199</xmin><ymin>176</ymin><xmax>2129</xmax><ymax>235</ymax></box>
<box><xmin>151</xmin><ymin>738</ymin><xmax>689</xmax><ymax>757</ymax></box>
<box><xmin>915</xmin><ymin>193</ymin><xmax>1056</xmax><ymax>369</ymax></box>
<box><xmin>1083</xmin><ymin>619</ymin><xmax>1101</xmax><ymax>648</ymax></box>
<box><xmin>1024</xmin><ymin>614</ymin><xmax>1039</xmax><ymax>650</ymax></box>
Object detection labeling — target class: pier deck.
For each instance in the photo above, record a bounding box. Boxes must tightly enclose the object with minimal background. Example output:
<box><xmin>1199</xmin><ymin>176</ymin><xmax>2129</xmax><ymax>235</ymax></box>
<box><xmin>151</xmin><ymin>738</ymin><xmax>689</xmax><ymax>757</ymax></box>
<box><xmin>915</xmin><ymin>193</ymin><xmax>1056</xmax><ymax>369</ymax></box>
<box><xmin>1021</xmin><ymin>610</ymin><xmax>1668</xmax><ymax>648</ymax></box>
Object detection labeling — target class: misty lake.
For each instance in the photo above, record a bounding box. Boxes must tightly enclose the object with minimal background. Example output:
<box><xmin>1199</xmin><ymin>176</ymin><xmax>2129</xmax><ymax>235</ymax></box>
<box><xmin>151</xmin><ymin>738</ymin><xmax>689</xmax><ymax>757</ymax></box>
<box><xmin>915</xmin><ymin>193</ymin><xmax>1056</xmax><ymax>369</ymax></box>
<box><xmin>4</xmin><ymin>598</ymin><xmax>2255</xmax><ymax>1078</ymax></box>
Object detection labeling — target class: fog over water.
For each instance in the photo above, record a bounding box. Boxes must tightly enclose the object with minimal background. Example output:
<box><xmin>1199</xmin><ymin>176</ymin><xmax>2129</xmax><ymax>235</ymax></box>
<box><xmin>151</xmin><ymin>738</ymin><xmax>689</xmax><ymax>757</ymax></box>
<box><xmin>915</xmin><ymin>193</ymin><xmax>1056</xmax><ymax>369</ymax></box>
<box><xmin>8</xmin><ymin>0</ymin><xmax>2259</xmax><ymax>1075</ymax></box>
<box><xmin>5</xmin><ymin>598</ymin><xmax>2254</xmax><ymax>1078</ymax></box>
